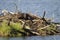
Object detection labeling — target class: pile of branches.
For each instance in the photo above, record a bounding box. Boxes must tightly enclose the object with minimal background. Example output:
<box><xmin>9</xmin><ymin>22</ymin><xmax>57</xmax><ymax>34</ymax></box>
<box><xmin>0</xmin><ymin>11</ymin><xmax>59</xmax><ymax>36</ymax></box>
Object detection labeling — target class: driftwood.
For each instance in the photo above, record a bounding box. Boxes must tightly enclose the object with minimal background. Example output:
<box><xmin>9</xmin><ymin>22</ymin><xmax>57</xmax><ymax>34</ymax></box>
<box><xmin>0</xmin><ymin>10</ymin><xmax>59</xmax><ymax>36</ymax></box>
<box><xmin>42</xmin><ymin>11</ymin><xmax>51</xmax><ymax>25</ymax></box>
<box><xmin>22</xmin><ymin>21</ymin><xmax>40</xmax><ymax>36</ymax></box>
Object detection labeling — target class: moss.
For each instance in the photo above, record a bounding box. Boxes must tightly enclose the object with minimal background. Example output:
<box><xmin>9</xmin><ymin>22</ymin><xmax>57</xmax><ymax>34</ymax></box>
<box><xmin>0</xmin><ymin>20</ymin><xmax>11</xmax><ymax>36</ymax></box>
<box><xmin>0</xmin><ymin>20</ymin><xmax>24</xmax><ymax>37</ymax></box>
<box><xmin>0</xmin><ymin>19</ymin><xmax>58</xmax><ymax>36</ymax></box>
<box><xmin>10</xmin><ymin>22</ymin><xmax>23</xmax><ymax>30</ymax></box>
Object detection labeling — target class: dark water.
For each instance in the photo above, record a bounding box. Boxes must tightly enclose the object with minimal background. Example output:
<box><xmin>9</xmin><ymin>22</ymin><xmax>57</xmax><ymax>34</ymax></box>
<box><xmin>0</xmin><ymin>35</ymin><xmax>60</xmax><ymax>40</ymax></box>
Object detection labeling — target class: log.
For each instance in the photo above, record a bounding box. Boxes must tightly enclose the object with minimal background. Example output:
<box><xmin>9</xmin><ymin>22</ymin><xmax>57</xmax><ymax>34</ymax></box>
<box><xmin>37</xmin><ymin>25</ymin><xmax>50</xmax><ymax>30</ymax></box>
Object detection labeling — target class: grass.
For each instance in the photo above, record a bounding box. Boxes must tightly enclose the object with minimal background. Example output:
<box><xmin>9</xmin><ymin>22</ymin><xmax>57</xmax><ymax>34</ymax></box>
<box><xmin>0</xmin><ymin>20</ymin><xmax>58</xmax><ymax>36</ymax></box>
<box><xmin>0</xmin><ymin>20</ymin><xmax>11</xmax><ymax>36</ymax></box>
<box><xmin>0</xmin><ymin>20</ymin><xmax>23</xmax><ymax>37</ymax></box>
<box><xmin>10</xmin><ymin>22</ymin><xmax>23</xmax><ymax>30</ymax></box>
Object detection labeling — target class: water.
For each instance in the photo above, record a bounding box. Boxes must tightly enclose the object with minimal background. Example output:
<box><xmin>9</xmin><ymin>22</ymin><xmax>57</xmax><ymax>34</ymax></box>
<box><xmin>0</xmin><ymin>0</ymin><xmax>60</xmax><ymax>40</ymax></box>
<box><xmin>0</xmin><ymin>35</ymin><xmax>60</xmax><ymax>40</ymax></box>
<box><xmin>0</xmin><ymin>0</ymin><xmax>60</xmax><ymax>22</ymax></box>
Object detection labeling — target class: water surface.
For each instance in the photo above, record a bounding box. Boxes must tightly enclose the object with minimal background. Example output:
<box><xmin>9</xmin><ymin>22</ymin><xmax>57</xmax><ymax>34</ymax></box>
<box><xmin>0</xmin><ymin>35</ymin><xmax>60</xmax><ymax>40</ymax></box>
<box><xmin>0</xmin><ymin>0</ymin><xmax>60</xmax><ymax>22</ymax></box>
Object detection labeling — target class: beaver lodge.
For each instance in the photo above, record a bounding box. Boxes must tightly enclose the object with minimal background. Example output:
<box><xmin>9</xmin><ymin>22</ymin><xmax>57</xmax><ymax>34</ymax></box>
<box><xmin>0</xmin><ymin>9</ymin><xmax>60</xmax><ymax>37</ymax></box>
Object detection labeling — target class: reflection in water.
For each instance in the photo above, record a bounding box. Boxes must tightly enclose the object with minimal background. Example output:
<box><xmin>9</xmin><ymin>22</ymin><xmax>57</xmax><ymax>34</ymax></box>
<box><xmin>0</xmin><ymin>37</ymin><xmax>9</xmax><ymax>40</ymax></box>
<box><xmin>0</xmin><ymin>35</ymin><xmax>60</xmax><ymax>40</ymax></box>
